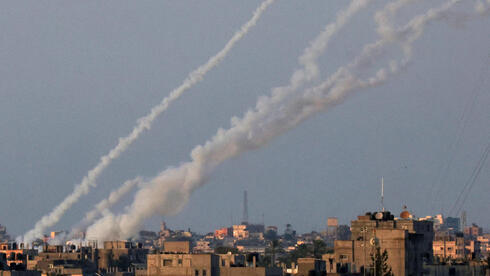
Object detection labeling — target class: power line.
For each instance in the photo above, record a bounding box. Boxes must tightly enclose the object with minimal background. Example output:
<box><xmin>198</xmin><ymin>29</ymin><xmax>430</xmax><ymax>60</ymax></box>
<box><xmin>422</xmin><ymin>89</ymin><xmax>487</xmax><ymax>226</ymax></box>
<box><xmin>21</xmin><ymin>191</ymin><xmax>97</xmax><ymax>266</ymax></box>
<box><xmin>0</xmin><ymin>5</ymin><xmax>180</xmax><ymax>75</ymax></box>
<box><xmin>430</xmin><ymin>56</ymin><xmax>490</xmax><ymax>213</ymax></box>
<box><xmin>449</xmin><ymin>140</ymin><xmax>490</xmax><ymax>216</ymax></box>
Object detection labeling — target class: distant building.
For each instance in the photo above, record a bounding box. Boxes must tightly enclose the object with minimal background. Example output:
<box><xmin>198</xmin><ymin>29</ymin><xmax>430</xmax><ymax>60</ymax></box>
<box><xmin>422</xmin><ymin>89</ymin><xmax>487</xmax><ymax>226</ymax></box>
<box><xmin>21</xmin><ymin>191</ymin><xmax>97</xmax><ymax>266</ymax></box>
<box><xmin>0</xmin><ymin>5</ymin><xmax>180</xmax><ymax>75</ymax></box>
<box><xmin>163</xmin><ymin>241</ymin><xmax>191</xmax><ymax>254</ymax></box>
<box><xmin>194</xmin><ymin>241</ymin><xmax>213</xmax><ymax>254</ymax></box>
<box><xmin>264</xmin><ymin>226</ymin><xmax>278</xmax><ymax>240</ymax></box>
<box><xmin>433</xmin><ymin>238</ymin><xmax>465</xmax><ymax>261</ymax></box>
<box><xmin>326</xmin><ymin>217</ymin><xmax>338</xmax><ymax>236</ymax></box>
<box><xmin>476</xmin><ymin>234</ymin><xmax>490</xmax><ymax>257</ymax></box>
<box><xmin>464</xmin><ymin>224</ymin><xmax>482</xmax><ymax>238</ymax></box>
<box><xmin>444</xmin><ymin>217</ymin><xmax>461</xmax><ymax>232</ymax></box>
<box><xmin>232</xmin><ymin>225</ymin><xmax>249</xmax><ymax>240</ymax></box>
<box><xmin>214</xmin><ymin>227</ymin><xmax>232</xmax><ymax>240</ymax></box>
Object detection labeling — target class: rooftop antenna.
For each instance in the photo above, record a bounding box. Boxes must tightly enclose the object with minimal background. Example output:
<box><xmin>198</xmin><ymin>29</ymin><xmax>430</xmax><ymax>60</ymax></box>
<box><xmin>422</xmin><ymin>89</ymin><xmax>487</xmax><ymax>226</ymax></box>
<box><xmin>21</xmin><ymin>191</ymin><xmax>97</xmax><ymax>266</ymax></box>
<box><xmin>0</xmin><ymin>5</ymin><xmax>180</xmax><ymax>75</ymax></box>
<box><xmin>381</xmin><ymin>176</ymin><xmax>385</xmax><ymax>212</ymax></box>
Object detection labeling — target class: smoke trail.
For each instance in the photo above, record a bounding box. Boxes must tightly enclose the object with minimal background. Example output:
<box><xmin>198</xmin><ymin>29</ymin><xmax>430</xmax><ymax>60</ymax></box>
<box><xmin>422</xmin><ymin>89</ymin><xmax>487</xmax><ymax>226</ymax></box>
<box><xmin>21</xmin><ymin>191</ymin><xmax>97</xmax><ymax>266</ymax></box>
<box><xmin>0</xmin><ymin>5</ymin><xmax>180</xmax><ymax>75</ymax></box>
<box><xmin>70</xmin><ymin>0</ymin><xmax>370</xmax><ymax>241</ymax></box>
<box><xmin>68</xmin><ymin>177</ymin><xmax>142</xmax><ymax>238</ymax></box>
<box><xmin>22</xmin><ymin>0</ymin><xmax>275</xmax><ymax>243</ymax></box>
<box><xmin>86</xmin><ymin>0</ymin><xmax>464</xmax><ymax>242</ymax></box>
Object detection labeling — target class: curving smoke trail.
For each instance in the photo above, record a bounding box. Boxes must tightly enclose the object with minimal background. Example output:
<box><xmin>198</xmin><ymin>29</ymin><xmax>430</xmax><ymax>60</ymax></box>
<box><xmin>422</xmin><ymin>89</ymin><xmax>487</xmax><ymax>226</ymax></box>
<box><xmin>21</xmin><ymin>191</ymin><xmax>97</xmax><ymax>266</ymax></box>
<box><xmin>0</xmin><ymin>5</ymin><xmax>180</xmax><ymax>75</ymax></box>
<box><xmin>68</xmin><ymin>177</ymin><xmax>143</xmax><ymax>239</ymax></box>
<box><xmin>22</xmin><ymin>0</ymin><xmax>276</xmax><ymax>243</ymax></box>
<box><xmin>66</xmin><ymin>0</ymin><xmax>369</xmax><ymax>241</ymax></box>
<box><xmin>85</xmin><ymin>0</ymin><xmax>464</xmax><ymax>242</ymax></box>
<box><xmin>55</xmin><ymin>0</ymin><xmax>370</xmax><ymax>242</ymax></box>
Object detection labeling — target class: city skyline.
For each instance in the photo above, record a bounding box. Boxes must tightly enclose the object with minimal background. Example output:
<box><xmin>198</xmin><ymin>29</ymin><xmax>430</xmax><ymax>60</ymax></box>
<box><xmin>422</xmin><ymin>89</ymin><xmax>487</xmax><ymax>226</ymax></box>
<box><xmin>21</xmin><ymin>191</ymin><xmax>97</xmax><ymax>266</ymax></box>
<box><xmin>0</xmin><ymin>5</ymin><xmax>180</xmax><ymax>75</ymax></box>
<box><xmin>0</xmin><ymin>0</ymin><xmax>489</xmax><ymax>238</ymax></box>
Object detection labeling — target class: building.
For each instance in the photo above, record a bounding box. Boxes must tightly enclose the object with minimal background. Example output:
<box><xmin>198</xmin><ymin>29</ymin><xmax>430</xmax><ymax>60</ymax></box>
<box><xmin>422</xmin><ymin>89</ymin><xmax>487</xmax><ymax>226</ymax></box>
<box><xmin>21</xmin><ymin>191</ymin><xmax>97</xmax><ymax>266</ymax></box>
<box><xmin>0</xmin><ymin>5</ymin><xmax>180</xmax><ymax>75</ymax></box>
<box><xmin>97</xmin><ymin>240</ymin><xmax>148</xmax><ymax>274</ymax></box>
<box><xmin>147</xmin><ymin>252</ymin><xmax>282</xmax><ymax>276</ymax></box>
<box><xmin>214</xmin><ymin>228</ymin><xmax>232</xmax><ymax>240</ymax></box>
<box><xmin>433</xmin><ymin>239</ymin><xmax>465</xmax><ymax>261</ymax></box>
<box><xmin>27</xmin><ymin>244</ymin><xmax>97</xmax><ymax>275</ymax></box>
<box><xmin>296</xmin><ymin>258</ymin><xmax>326</xmax><ymax>276</ymax></box>
<box><xmin>219</xmin><ymin>253</ymin><xmax>282</xmax><ymax>276</ymax></box>
<box><xmin>326</xmin><ymin>217</ymin><xmax>338</xmax><ymax>236</ymax></box>
<box><xmin>147</xmin><ymin>253</ymin><xmax>220</xmax><ymax>276</ymax></box>
<box><xmin>330</xmin><ymin>210</ymin><xmax>434</xmax><ymax>276</ymax></box>
<box><xmin>464</xmin><ymin>224</ymin><xmax>482</xmax><ymax>238</ymax></box>
<box><xmin>194</xmin><ymin>241</ymin><xmax>213</xmax><ymax>254</ymax></box>
<box><xmin>476</xmin><ymin>234</ymin><xmax>490</xmax><ymax>257</ymax></box>
<box><xmin>0</xmin><ymin>243</ymin><xmax>37</xmax><ymax>270</ymax></box>
<box><xmin>444</xmin><ymin>217</ymin><xmax>460</xmax><ymax>232</ymax></box>
<box><xmin>164</xmin><ymin>241</ymin><xmax>191</xmax><ymax>254</ymax></box>
<box><xmin>232</xmin><ymin>225</ymin><xmax>249</xmax><ymax>240</ymax></box>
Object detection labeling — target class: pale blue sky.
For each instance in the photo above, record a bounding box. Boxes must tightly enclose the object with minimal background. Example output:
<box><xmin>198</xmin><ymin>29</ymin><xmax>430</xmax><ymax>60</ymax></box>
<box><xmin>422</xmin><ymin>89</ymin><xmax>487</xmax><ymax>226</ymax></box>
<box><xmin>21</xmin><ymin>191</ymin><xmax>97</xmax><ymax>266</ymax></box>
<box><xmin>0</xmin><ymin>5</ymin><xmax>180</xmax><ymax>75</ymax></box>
<box><xmin>0</xmin><ymin>0</ymin><xmax>489</xmax><ymax>236</ymax></box>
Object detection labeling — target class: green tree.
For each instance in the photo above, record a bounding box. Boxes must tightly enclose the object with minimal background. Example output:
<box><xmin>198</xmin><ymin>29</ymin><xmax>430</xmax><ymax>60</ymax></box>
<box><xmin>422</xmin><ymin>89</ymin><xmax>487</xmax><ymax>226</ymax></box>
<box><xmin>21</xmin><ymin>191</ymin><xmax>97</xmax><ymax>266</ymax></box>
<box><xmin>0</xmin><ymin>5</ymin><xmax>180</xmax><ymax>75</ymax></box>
<box><xmin>369</xmin><ymin>247</ymin><xmax>393</xmax><ymax>276</ymax></box>
<box><xmin>312</xmin><ymin>240</ymin><xmax>327</xmax><ymax>259</ymax></box>
<box><xmin>214</xmin><ymin>246</ymin><xmax>238</xmax><ymax>254</ymax></box>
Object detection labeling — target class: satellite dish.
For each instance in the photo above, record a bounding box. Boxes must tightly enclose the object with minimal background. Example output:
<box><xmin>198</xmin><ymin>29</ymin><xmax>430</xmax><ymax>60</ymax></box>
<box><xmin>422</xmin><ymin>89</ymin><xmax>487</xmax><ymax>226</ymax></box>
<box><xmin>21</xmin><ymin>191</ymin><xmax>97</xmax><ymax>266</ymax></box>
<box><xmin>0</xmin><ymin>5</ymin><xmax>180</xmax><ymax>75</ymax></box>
<box><xmin>370</xmin><ymin>237</ymin><xmax>379</xmax><ymax>246</ymax></box>
<box><xmin>375</xmin><ymin>212</ymin><xmax>383</xmax><ymax>220</ymax></box>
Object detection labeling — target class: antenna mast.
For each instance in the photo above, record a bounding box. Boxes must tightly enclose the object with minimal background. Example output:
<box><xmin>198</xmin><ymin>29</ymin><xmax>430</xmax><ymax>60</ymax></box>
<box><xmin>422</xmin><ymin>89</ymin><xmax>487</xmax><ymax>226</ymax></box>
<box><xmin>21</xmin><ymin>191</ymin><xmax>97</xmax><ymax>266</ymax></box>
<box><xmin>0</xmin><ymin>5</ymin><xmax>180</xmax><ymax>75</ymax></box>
<box><xmin>381</xmin><ymin>177</ymin><xmax>385</xmax><ymax>212</ymax></box>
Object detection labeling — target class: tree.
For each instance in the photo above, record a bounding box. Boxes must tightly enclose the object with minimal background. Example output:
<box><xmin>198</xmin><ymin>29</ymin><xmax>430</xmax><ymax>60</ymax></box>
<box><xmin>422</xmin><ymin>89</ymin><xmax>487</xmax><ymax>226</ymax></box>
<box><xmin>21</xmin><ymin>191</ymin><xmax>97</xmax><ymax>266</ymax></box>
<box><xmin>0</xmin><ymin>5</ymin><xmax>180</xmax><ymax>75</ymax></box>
<box><xmin>369</xmin><ymin>247</ymin><xmax>393</xmax><ymax>276</ymax></box>
<box><xmin>214</xmin><ymin>246</ymin><xmax>238</xmax><ymax>254</ymax></box>
<box><xmin>277</xmin><ymin>240</ymin><xmax>328</xmax><ymax>266</ymax></box>
<box><xmin>312</xmin><ymin>240</ymin><xmax>328</xmax><ymax>259</ymax></box>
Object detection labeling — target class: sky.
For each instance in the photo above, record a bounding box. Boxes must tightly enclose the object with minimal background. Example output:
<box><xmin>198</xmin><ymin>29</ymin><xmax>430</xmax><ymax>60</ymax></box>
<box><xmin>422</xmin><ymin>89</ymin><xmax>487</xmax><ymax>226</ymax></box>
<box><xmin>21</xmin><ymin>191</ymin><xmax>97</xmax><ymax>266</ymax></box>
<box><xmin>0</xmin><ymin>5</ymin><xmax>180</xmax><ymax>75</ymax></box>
<box><xmin>0</xmin><ymin>0</ymin><xmax>489</xmax><ymax>237</ymax></box>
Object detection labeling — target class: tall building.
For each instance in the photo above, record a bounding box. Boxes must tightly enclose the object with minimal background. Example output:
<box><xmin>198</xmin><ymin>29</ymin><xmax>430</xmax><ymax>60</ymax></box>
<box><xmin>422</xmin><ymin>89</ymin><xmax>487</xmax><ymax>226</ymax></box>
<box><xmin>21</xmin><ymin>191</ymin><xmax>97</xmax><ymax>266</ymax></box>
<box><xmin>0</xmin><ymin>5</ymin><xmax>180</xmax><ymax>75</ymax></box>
<box><xmin>328</xmin><ymin>210</ymin><xmax>433</xmax><ymax>276</ymax></box>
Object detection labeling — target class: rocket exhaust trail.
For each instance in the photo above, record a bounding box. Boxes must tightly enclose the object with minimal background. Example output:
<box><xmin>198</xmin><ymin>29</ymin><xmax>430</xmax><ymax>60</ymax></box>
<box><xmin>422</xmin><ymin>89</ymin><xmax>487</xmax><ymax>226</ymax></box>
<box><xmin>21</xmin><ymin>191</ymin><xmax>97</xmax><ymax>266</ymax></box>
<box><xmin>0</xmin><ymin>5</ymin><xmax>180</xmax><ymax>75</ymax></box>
<box><xmin>68</xmin><ymin>177</ymin><xmax>142</xmax><ymax>239</ymax></box>
<box><xmin>22</xmin><ymin>0</ymin><xmax>275</xmax><ymax>243</ymax></box>
<box><xmin>63</xmin><ymin>0</ymin><xmax>370</xmax><ymax>241</ymax></box>
<box><xmin>87</xmin><ymin>0</ymin><xmax>465</xmax><ymax>242</ymax></box>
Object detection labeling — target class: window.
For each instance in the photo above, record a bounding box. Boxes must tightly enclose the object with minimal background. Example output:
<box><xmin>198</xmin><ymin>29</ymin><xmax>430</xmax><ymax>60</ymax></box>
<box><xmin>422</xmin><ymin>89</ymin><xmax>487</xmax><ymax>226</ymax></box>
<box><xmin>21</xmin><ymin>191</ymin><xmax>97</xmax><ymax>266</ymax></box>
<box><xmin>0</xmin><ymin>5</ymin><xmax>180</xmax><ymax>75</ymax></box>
<box><xmin>195</xmin><ymin>269</ymin><xmax>199</xmax><ymax>276</ymax></box>
<box><xmin>203</xmin><ymin>270</ymin><xmax>207</xmax><ymax>276</ymax></box>
<box><xmin>178</xmin><ymin>259</ymin><xmax>182</xmax><ymax>265</ymax></box>
<box><xmin>163</xmin><ymin>259</ymin><xmax>172</xmax><ymax>266</ymax></box>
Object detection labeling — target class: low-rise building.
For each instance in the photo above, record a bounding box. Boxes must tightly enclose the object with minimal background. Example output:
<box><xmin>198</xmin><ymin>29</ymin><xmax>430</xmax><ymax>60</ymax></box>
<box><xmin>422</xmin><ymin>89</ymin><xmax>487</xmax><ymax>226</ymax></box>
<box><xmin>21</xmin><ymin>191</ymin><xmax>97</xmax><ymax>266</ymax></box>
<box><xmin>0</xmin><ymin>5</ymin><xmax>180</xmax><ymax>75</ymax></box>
<box><xmin>0</xmin><ymin>243</ymin><xmax>37</xmax><ymax>270</ymax></box>
<box><xmin>147</xmin><ymin>253</ymin><xmax>220</xmax><ymax>276</ymax></box>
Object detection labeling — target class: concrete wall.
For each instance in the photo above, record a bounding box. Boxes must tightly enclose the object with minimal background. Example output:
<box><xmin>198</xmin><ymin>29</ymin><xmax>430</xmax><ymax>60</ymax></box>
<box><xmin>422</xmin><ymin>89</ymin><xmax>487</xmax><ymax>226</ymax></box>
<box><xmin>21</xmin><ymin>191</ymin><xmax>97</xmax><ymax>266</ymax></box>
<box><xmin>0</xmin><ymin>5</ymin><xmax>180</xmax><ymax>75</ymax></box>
<box><xmin>164</xmin><ymin>241</ymin><xmax>191</xmax><ymax>254</ymax></box>
<box><xmin>147</xmin><ymin>253</ymin><xmax>219</xmax><ymax>276</ymax></box>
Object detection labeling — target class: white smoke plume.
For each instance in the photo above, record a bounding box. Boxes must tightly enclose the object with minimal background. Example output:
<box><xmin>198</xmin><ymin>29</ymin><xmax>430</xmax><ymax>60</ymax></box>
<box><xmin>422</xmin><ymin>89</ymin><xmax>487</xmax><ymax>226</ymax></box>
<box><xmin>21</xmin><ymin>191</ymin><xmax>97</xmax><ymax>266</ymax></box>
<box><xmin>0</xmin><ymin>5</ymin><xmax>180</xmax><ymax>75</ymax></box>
<box><xmin>67</xmin><ymin>0</ymin><xmax>370</xmax><ymax>241</ymax></box>
<box><xmin>22</xmin><ymin>0</ymin><xmax>275</xmax><ymax>243</ymax></box>
<box><xmin>68</xmin><ymin>177</ymin><xmax>143</xmax><ymax>239</ymax></box>
<box><xmin>86</xmin><ymin>0</ymin><xmax>462</xmax><ymax>242</ymax></box>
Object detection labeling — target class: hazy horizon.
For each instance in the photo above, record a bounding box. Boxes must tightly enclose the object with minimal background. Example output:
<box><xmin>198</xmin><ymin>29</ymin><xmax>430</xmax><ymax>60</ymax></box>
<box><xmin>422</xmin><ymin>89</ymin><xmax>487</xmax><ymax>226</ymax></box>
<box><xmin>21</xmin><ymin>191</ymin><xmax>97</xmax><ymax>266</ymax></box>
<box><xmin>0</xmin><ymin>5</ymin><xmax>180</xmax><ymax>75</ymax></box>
<box><xmin>1</xmin><ymin>0</ymin><xmax>489</xmax><ymax>238</ymax></box>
